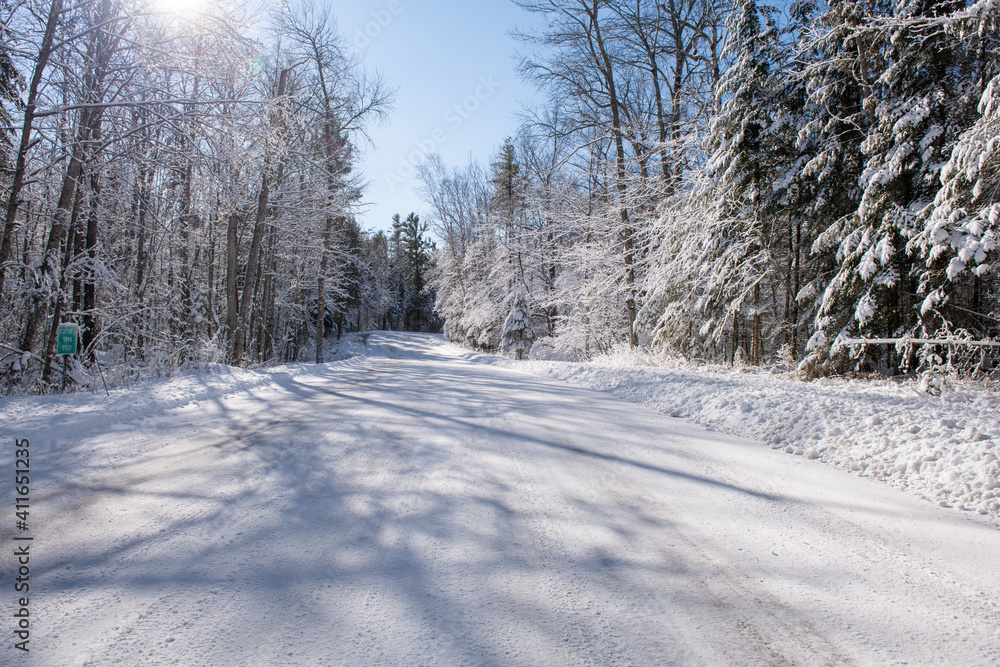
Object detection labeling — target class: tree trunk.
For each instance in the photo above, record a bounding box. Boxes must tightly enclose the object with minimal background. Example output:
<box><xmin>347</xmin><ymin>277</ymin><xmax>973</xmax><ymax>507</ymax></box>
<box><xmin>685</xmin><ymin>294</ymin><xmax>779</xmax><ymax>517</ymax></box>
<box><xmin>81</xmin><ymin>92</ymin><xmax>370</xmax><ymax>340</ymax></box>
<box><xmin>247</xmin><ymin>244</ymin><xmax>265</xmax><ymax>362</ymax></box>
<box><xmin>784</xmin><ymin>216</ymin><xmax>793</xmax><ymax>353</ymax></box>
<box><xmin>231</xmin><ymin>68</ymin><xmax>289</xmax><ymax>364</ymax></box>
<box><xmin>668</xmin><ymin>6</ymin><xmax>687</xmax><ymax>190</ymax></box>
<box><xmin>315</xmin><ymin>215</ymin><xmax>333</xmax><ymax>364</ymax></box>
<box><xmin>792</xmin><ymin>219</ymin><xmax>801</xmax><ymax>358</ymax></box>
<box><xmin>206</xmin><ymin>216</ymin><xmax>216</xmax><ymax>338</ymax></box>
<box><xmin>0</xmin><ymin>0</ymin><xmax>63</xmax><ymax>302</ymax></box>
<box><xmin>590</xmin><ymin>1</ymin><xmax>638</xmax><ymax>347</ymax></box>
<box><xmin>82</xmin><ymin>129</ymin><xmax>103</xmax><ymax>355</ymax></box>
<box><xmin>40</xmin><ymin>294</ymin><xmax>64</xmax><ymax>386</ymax></box>
<box><xmin>231</xmin><ymin>175</ymin><xmax>269</xmax><ymax>364</ymax></box>
<box><xmin>133</xmin><ymin>168</ymin><xmax>150</xmax><ymax>360</ymax></box>
<box><xmin>752</xmin><ymin>283</ymin><xmax>762</xmax><ymax>365</ymax></box>
<box><xmin>731</xmin><ymin>312</ymin><xmax>740</xmax><ymax>366</ymax></box>
<box><xmin>177</xmin><ymin>172</ymin><xmax>194</xmax><ymax>344</ymax></box>
<box><xmin>225</xmin><ymin>212</ymin><xmax>239</xmax><ymax>343</ymax></box>
<box><xmin>21</xmin><ymin>0</ymin><xmax>117</xmax><ymax>353</ymax></box>
<box><xmin>20</xmin><ymin>133</ymin><xmax>88</xmax><ymax>353</ymax></box>
<box><xmin>72</xmin><ymin>187</ymin><xmax>85</xmax><ymax>315</ymax></box>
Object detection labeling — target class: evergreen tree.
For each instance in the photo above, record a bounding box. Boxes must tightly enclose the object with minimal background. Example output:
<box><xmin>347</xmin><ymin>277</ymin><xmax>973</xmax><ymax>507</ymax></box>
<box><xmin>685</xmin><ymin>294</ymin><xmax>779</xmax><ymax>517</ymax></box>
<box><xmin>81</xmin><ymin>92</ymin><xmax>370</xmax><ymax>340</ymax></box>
<box><xmin>705</xmin><ymin>0</ymin><xmax>785</xmax><ymax>364</ymax></box>
<box><xmin>500</xmin><ymin>296</ymin><xmax>534</xmax><ymax>359</ymax></box>
<box><xmin>909</xmin><ymin>2</ymin><xmax>1000</xmax><ymax>341</ymax></box>
<box><xmin>363</xmin><ymin>231</ymin><xmax>402</xmax><ymax>330</ymax></box>
<box><xmin>809</xmin><ymin>0</ymin><xmax>977</xmax><ymax>370</ymax></box>
<box><xmin>779</xmin><ymin>0</ymin><xmax>877</xmax><ymax>371</ymax></box>
<box><xmin>488</xmin><ymin>137</ymin><xmax>533</xmax><ymax>333</ymax></box>
<box><xmin>391</xmin><ymin>212</ymin><xmax>436</xmax><ymax>330</ymax></box>
<box><xmin>490</xmin><ymin>138</ymin><xmax>527</xmax><ymax>220</ymax></box>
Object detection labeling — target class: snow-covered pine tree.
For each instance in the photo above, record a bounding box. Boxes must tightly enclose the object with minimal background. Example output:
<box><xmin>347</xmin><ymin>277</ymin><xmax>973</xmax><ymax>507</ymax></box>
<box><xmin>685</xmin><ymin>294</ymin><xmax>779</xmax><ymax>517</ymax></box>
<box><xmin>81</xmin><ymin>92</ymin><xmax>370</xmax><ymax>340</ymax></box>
<box><xmin>784</xmin><ymin>0</ymin><xmax>876</xmax><ymax>371</ymax></box>
<box><xmin>910</xmin><ymin>0</ymin><xmax>1000</xmax><ymax>341</ymax></box>
<box><xmin>490</xmin><ymin>138</ymin><xmax>527</xmax><ymax>225</ymax></box>
<box><xmin>705</xmin><ymin>0</ymin><xmax>785</xmax><ymax>364</ymax></box>
<box><xmin>391</xmin><ymin>212</ymin><xmax>436</xmax><ymax>331</ymax></box>
<box><xmin>500</xmin><ymin>297</ymin><xmax>534</xmax><ymax>359</ymax></box>
<box><xmin>641</xmin><ymin>180</ymin><xmax>729</xmax><ymax>359</ymax></box>
<box><xmin>488</xmin><ymin>137</ymin><xmax>531</xmax><ymax>321</ymax></box>
<box><xmin>809</xmin><ymin>0</ymin><xmax>977</xmax><ymax>371</ymax></box>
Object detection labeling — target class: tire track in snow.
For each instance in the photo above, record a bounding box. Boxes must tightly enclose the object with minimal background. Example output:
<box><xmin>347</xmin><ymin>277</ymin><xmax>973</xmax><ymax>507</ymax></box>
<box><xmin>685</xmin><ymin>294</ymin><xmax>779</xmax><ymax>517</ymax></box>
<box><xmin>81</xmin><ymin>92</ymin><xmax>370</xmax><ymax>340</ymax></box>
<box><xmin>496</xmin><ymin>412</ymin><xmax>847</xmax><ymax>666</ymax></box>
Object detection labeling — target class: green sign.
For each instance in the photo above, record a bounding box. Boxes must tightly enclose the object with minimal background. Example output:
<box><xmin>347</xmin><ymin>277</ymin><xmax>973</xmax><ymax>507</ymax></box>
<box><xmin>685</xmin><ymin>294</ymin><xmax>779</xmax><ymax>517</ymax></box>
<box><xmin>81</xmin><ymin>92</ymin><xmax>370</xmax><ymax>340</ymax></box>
<box><xmin>56</xmin><ymin>323</ymin><xmax>79</xmax><ymax>355</ymax></box>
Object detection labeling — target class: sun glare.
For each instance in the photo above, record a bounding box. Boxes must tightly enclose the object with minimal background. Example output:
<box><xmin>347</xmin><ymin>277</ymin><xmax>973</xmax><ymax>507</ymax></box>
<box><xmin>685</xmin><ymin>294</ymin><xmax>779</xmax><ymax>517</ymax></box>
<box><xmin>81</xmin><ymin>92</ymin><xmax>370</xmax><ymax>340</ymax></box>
<box><xmin>157</xmin><ymin>0</ymin><xmax>205</xmax><ymax>17</ymax></box>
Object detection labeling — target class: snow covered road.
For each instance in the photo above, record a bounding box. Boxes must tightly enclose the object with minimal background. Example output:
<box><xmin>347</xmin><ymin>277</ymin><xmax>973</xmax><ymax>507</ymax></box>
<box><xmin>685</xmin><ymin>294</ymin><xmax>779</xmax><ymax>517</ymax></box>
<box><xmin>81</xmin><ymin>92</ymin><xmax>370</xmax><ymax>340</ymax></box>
<box><xmin>3</xmin><ymin>332</ymin><xmax>999</xmax><ymax>665</ymax></box>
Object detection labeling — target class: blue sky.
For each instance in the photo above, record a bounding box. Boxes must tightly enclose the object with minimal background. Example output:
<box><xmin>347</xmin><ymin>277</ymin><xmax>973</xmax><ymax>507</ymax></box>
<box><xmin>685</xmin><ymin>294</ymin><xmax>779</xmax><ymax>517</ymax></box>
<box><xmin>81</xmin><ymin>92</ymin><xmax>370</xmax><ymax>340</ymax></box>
<box><xmin>332</xmin><ymin>0</ymin><xmax>541</xmax><ymax>233</ymax></box>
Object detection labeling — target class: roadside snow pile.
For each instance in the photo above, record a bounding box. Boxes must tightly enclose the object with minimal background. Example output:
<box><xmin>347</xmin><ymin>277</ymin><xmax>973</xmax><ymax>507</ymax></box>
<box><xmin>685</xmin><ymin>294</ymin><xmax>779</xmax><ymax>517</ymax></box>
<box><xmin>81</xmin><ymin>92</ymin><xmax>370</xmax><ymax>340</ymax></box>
<box><xmin>493</xmin><ymin>351</ymin><xmax>1000</xmax><ymax>517</ymax></box>
<box><xmin>0</xmin><ymin>334</ymin><xmax>372</xmax><ymax>435</ymax></box>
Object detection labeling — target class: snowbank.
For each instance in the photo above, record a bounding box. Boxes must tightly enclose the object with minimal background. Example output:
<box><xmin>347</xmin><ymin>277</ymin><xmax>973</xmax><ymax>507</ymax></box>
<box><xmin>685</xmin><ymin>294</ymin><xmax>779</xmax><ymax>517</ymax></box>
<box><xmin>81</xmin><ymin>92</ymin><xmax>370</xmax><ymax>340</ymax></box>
<box><xmin>0</xmin><ymin>334</ymin><xmax>372</xmax><ymax>438</ymax></box>
<box><xmin>488</xmin><ymin>351</ymin><xmax>1000</xmax><ymax>517</ymax></box>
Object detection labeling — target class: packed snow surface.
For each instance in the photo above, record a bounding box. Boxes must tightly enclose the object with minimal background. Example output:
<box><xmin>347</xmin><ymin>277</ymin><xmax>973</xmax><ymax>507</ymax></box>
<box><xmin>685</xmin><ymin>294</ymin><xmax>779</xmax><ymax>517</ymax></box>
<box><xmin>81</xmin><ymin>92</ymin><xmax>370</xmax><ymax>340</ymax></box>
<box><xmin>506</xmin><ymin>347</ymin><xmax>1000</xmax><ymax>517</ymax></box>
<box><xmin>2</xmin><ymin>332</ymin><xmax>999</xmax><ymax>665</ymax></box>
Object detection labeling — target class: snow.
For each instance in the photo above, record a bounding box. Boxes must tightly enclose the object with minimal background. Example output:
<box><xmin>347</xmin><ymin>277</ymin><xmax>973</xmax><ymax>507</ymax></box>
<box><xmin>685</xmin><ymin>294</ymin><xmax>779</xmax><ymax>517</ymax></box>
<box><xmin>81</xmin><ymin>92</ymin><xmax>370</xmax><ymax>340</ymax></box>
<box><xmin>502</xmin><ymin>346</ymin><xmax>1000</xmax><ymax>517</ymax></box>
<box><xmin>2</xmin><ymin>332</ymin><xmax>999</xmax><ymax>665</ymax></box>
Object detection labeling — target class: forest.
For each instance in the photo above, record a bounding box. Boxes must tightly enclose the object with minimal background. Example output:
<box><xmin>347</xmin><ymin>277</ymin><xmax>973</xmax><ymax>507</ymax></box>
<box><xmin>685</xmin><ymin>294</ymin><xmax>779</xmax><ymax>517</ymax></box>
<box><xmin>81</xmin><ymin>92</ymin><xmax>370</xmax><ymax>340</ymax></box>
<box><xmin>1</xmin><ymin>0</ymin><xmax>998</xmax><ymax>395</ymax></box>
<box><xmin>0</xmin><ymin>0</ymin><xmax>442</xmax><ymax>394</ymax></box>
<box><xmin>424</xmin><ymin>0</ymin><xmax>1000</xmax><ymax>378</ymax></box>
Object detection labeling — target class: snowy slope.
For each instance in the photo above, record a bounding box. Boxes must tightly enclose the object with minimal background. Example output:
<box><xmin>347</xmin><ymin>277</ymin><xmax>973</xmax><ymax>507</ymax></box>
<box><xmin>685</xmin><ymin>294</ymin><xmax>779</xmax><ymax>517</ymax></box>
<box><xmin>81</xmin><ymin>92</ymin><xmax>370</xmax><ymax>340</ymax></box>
<box><xmin>1</xmin><ymin>332</ymin><xmax>998</xmax><ymax>665</ymax></box>
<box><xmin>487</xmin><ymin>349</ymin><xmax>1000</xmax><ymax>518</ymax></box>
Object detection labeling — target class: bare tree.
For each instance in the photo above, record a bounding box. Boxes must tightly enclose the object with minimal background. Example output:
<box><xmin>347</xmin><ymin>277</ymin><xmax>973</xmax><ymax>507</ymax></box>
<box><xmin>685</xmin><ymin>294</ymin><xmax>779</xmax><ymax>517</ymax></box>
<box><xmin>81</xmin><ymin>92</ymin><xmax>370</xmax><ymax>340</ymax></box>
<box><xmin>274</xmin><ymin>0</ymin><xmax>391</xmax><ymax>363</ymax></box>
